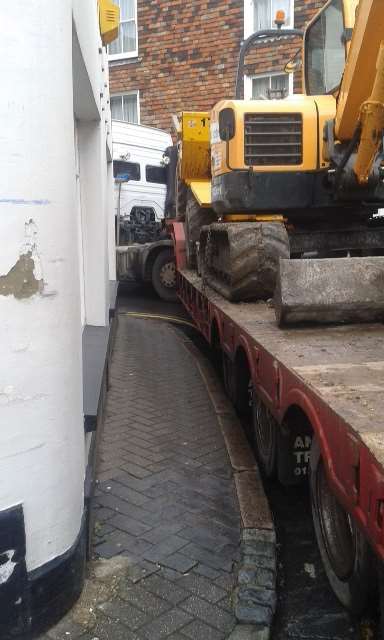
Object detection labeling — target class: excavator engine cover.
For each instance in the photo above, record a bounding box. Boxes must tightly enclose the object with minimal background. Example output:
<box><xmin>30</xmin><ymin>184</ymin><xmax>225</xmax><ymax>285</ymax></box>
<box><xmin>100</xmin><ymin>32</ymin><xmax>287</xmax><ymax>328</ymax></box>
<box><xmin>199</xmin><ymin>222</ymin><xmax>290</xmax><ymax>302</ymax></box>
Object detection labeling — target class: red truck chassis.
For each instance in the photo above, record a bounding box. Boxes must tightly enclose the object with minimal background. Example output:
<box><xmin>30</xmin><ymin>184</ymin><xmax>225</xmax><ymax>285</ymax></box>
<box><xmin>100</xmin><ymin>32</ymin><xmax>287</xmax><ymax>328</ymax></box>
<box><xmin>170</xmin><ymin>220</ymin><xmax>384</xmax><ymax>565</ymax></box>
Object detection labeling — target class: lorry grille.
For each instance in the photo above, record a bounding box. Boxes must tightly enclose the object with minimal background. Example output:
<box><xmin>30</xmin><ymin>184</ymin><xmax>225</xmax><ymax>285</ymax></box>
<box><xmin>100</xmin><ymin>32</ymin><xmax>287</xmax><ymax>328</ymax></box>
<box><xmin>244</xmin><ymin>113</ymin><xmax>303</xmax><ymax>166</ymax></box>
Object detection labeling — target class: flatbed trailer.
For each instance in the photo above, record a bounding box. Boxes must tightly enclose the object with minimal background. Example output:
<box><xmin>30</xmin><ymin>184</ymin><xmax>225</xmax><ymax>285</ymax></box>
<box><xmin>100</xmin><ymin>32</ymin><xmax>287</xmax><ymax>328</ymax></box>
<box><xmin>169</xmin><ymin>219</ymin><xmax>384</xmax><ymax>617</ymax></box>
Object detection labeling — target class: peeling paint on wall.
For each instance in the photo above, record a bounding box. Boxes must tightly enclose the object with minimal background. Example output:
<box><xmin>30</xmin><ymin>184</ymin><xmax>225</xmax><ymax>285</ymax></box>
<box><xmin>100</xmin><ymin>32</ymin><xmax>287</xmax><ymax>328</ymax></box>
<box><xmin>0</xmin><ymin>219</ymin><xmax>45</xmax><ymax>299</ymax></box>
<box><xmin>0</xmin><ymin>252</ymin><xmax>44</xmax><ymax>299</ymax></box>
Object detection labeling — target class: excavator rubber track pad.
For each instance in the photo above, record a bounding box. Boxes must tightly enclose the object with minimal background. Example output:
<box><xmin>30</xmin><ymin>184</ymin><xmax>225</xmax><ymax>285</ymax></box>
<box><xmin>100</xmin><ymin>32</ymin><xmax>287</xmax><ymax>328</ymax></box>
<box><xmin>185</xmin><ymin>193</ymin><xmax>216</xmax><ymax>268</ymax></box>
<box><xmin>200</xmin><ymin>222</ymin><xmax>289</xmax><ymax>302</ymax></box>
<box><xmin>275</xmin><ymin>256</ymin><xmax>384</xmax><ymax>326</ymax></box>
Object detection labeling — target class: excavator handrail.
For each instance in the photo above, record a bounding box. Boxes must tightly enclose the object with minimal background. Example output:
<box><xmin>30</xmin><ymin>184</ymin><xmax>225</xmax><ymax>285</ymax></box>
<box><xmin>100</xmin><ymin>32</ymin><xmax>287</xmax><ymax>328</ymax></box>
<box><xmin>235</xmin><ymin>28</ymin><xmax>303</xmax><ymax>100</ymax></box>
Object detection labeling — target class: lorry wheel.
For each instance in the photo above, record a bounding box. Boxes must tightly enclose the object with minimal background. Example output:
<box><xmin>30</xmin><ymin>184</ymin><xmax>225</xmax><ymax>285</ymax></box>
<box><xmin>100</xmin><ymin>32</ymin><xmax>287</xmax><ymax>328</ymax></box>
<box><xmin>152</xmin><ymin>250</ymin><xmax>178</xmax><ymax>302</ymax></box>
<box><xmin>310</xmin><ymin>437</ymin><xmax>375</xmax><ymax>614</ymax></box>
<box><xmin>252</xmin><ymin>395</ymin><xmax>277</xmax><ymax>477</ymax></box>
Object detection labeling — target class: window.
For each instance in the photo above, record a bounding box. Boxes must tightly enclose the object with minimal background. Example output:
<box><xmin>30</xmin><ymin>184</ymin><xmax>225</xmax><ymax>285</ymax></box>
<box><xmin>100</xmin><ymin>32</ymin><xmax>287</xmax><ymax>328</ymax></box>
<box><xmin>305</xmin><ymin>0</ymin><xmax>345</xmax><ymax>95</ymax></box>
<box><xmin>110</xmin><ymin>92</ymin><xmax>139</xmax><ymax>123</ymax></box>
<box><xmin>244</xmin><ymin>0</ymin><xmax>294</xmax><ymax>38</ymax></box>
<box><xmin>245</xmin><ymin>73</ymin><xmax>291</xmax><ymax>100</ymax></box>
<box><xmin>145</xmin><ymin>165</ymin><xmax>167</xmax><ymax>185</ymax></box>
<box><xmin>113</xmin><ymin>160</ymin><xmax>141</xmax><ymax>181</ymax></box>
<box><xmin>108</xmin><ymin>0</ymin><xmax>138</xmax><ymax>59</ymax></box>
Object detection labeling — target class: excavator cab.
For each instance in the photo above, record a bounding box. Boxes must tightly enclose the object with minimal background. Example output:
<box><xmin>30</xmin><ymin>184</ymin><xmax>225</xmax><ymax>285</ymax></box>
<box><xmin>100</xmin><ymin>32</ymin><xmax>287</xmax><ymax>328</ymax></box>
<box><xmin>304</xmin><ymin>0</ymin><xmax>347</xmax><ymax>97</ymax></box>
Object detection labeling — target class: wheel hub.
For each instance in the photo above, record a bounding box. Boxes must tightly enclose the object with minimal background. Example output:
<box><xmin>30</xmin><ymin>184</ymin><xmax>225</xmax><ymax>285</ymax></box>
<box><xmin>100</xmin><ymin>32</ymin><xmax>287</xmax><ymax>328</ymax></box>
<box><xmin>159</xmin><ymin>261</ymin><xmax>176</xmax><ymax>288</ymax></box>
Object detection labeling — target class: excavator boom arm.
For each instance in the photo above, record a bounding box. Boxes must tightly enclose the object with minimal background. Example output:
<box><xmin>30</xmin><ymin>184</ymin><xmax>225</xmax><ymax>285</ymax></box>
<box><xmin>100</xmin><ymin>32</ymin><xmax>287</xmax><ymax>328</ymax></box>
<box><xmin>335</xmin><ymin>0</ymin><xmax>384</xmax><ymax>183</ymax></box>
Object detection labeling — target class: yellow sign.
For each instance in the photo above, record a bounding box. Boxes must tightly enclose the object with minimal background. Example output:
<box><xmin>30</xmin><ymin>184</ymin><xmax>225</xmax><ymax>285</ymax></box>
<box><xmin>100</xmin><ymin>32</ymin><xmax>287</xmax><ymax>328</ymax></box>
<box><xmin>99</xmin><ymin>0</ymin><xmax>120</xmax><ymax>46</ymax></box>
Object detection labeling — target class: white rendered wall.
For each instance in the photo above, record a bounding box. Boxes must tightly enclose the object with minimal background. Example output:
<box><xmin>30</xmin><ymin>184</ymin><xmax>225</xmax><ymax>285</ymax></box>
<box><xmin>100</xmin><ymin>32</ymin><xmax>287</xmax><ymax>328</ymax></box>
<box><xmin>73</xmin><ymin>0</ymin><xmax>104</xmax><ymax>119</ymax></box>
<box><xmin>73</xmin><ymin>6</ymin><xmax>113</xmax><ymax>326</ymax></box>
<box><xmin>107</xmin><ymin>160</ymin><xmax>117</xmax><ymax>281</ymax></box>
<box><xmin>0</xmin><ymin>0</ymin><xmax>84</xmax><ymax>571</ymax></box>
<box><xmin>0</xmin><ymin>0</ymin><xmax>114</xmax><ymax>572</ymax></box>
<box><xmin>78</xmin><ymin>121</ymin><xmax>110</xmax><ymax>326</ymax></box>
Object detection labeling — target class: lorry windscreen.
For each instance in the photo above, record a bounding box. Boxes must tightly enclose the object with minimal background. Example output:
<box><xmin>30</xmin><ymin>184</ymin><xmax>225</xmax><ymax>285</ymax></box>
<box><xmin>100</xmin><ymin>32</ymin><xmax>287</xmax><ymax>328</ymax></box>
<box><xmin>113</xmin><ymin>160</ymin><xmax>141</xmax><ymax>181</ymax></box>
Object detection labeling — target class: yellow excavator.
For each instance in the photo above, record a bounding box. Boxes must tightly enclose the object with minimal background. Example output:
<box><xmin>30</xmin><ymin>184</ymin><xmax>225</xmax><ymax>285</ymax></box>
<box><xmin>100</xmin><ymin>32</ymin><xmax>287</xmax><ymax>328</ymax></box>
<box><xmin>169</xmin><ymin>0</ymin><xmax>384</xmax><ymax>326</ymax></box>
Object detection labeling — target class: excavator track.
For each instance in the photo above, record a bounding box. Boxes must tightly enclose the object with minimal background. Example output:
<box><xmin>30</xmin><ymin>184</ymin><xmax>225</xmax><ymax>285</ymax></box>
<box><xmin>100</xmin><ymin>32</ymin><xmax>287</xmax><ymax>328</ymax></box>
<box><xmin>185</xmin><ymin>193</ymin><xmax>216</xmax><ymax>268</ymax></box>
<box><xmin>199</xmin><ymin>221</ymin><xmax>290</xmax><ymax>301</ymax></box>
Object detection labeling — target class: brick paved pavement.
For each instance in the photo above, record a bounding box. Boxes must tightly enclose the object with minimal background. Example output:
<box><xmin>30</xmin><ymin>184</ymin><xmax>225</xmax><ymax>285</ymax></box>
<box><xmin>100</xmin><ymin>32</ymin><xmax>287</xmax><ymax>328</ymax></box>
<box><xmin>40</xmin><ymin>315</ymin><xmax>241</xmax><ymax>640</ymax></box>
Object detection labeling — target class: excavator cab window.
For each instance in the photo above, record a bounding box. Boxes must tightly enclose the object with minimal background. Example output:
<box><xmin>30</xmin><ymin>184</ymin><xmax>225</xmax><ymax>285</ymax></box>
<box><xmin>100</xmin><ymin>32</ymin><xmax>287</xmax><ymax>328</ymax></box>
<box><xmin>305</xmin><ymin>0</ymin><xmax>346</xmax><ymax>95</ymax></box>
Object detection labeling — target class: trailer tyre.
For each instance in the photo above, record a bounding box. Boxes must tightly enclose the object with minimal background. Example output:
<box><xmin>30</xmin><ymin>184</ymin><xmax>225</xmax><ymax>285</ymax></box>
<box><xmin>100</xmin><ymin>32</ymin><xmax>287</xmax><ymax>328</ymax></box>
<box><xmin>252</xmin><ymin>395</ymin><xmax>277</xmax><ymax>477</ymax></box>
<box><xmin>151</xmin><ymin>250</ymin><xmax>178</xmax><ymax>302</ymax></box>
<box><xmin>310</xmin><ymin>437</ymin><xmax>375</xmax><ymax>615</ymax></box>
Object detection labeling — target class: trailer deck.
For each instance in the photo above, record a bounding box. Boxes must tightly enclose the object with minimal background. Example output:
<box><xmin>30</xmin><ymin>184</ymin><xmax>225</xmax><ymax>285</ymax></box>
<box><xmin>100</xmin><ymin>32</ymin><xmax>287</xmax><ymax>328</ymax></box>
<box><xmin>178</xmin><ymin>268</ymin><xmax>384</xmax><ymax>559</ymax></box>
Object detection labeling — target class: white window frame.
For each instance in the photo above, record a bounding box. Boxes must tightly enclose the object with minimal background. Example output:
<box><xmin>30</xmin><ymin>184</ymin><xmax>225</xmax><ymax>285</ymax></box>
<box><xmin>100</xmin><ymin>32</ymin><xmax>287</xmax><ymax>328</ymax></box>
<box><xmin>108</xmin><ymin>0</ymin><xmax>138</xmax><ymax>61</ymax></box>
<box><xmin>244</xmin><ymin>71</ymin><xmax>293</xmax><ymax>100</ymax></box>
<box><xmin>244</xmin><ymin>0</ymin><xmax>295</xmax><ymax>38</ymax></box>
<box><xmin>110</xmin><ymin>91</ymin><xmax>140</xmax><ymax>124</ymax></box>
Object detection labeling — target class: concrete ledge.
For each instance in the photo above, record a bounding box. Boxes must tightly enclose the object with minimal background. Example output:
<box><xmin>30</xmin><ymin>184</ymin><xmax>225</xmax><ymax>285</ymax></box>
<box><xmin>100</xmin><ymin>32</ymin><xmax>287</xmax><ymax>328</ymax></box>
<box><xmin>83</xmin><ymin>314</ymin><xmax>118</xmax><ymax>559</ymax></box>
<box><xmin>275</xmin><ymin>256</ymin><xmax>384</xmax><ymax>326</ymax></box>
<box><xmin>83</xmin><ymin>324</ymin><xmax>111</xmax><ymax>433</ymax></box>
<box><xmin>109</xmin><ymin>280</ymin><xmax>118</xmax><ymax>320</ymax></box>
<box><xmin>175</xmin><ymin>330</ymin><xmax>276</xmax><ymax>640</ymax></box>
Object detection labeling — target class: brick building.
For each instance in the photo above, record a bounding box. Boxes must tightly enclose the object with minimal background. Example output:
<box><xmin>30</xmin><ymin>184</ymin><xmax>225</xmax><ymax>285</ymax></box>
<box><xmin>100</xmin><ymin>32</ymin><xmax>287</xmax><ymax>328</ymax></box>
<box><xmin>108</xmin><ymin>0</ymin><xmax>326</xmax><ymax>132</ymax></box>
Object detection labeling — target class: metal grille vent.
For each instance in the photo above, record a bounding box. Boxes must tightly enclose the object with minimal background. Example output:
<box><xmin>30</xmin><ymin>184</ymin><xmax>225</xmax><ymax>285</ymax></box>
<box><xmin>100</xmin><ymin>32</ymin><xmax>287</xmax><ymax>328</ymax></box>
<box><xmin>244</xmin><ymin>113</ymin><xmax>303</xmax><ymax>166</ymax></box>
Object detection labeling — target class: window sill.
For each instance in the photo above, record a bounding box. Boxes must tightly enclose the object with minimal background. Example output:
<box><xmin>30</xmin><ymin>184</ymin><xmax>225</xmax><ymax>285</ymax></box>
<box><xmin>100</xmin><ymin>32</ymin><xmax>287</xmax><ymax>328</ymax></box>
<box><xmin>108</xmin><ymin>52</ymin><xmax>139</xmax><ymax>62</ymax></box>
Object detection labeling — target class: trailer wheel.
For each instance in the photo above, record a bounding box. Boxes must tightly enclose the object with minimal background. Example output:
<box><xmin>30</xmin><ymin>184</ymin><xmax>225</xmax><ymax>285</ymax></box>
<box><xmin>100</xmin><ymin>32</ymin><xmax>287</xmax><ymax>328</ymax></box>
<box><xmin>379</xmin><ymin>565</ymin><xmax>384</xmax><ymax>639</ymax></box>
<box><xmin>310</xmin><ymin>437</ymin><xmax>375</xmax><ymax>614</ymax></box>
<box><xmin>151</xmin><ymin>250</ymin><xmax>178</xmax><ymax>302</ymax></box>
<box><xmin>252</xmin><ymin>395</ymin><xmax>277</xmax><ymax>477</ymax></box>
<box><xmin>222</xmin><ymin>352</ymin><xmax>236</xmax><ymax>403</ymax></box>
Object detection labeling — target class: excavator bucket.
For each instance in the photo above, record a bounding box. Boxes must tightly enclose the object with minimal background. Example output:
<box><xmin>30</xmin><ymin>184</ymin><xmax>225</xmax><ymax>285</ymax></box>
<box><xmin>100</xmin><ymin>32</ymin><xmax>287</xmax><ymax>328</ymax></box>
<box><xmin>275</xmin><ymin>257</ymin><xmax>384</xmax><ymax>326</ymax></box>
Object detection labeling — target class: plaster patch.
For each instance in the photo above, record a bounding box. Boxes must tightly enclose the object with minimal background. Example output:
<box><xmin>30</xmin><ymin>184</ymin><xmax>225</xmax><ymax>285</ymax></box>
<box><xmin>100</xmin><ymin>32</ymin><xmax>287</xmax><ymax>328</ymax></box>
<box><xmin>0</xmin><ymin>219</ymin><xmax>48</xmax><ymax>299</ymax></box>
<box><xmin>12</xmin><ymin>342</ymin><xmax>30</xmax><ymax>353</ymax></box>
<box><xmin>0</xmin><ymin>252</ymin><xmax>43</xmax><ymax>299</ymax></box>
<box><xmin>0</xmin><ymin>385</ymin><xmax>47</xmax><ymax>406</ymax></box>
<box><xmin>0</xmin><ymin>550</ymin><xmax>17</xmax><ymax>584</ymax></box>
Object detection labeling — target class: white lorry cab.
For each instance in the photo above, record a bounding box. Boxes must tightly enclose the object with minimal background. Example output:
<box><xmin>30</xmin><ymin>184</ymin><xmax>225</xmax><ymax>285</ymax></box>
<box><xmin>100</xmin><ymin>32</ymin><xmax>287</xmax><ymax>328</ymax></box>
<box><xmin>113</xmin><ymin>121</ymin><xmax>177</xmax><ymax>302</ymax></box>
<box><xmin>112</xmin><ymin>120</ymin><xmax>172</xmax><ymax>221</ymax></box>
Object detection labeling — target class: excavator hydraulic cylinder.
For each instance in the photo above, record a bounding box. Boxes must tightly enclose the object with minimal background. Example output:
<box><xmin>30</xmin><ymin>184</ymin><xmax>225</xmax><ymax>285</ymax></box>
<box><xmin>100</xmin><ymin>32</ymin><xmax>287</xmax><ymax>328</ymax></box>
<box><xmin>354</xmin><ymin>43</ymin><xmax>384</xmax><ymax>184</ymax></box>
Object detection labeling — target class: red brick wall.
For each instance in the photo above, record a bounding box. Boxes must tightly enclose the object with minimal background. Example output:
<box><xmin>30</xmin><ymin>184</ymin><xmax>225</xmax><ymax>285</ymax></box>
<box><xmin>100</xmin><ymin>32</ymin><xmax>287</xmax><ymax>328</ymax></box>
<box><xmin>295</xmin><ymin>0</ymin><xmax>325</xmax><ymax>29</ymax></box>
<box><xmin>109</xmin><ymin>0</ymin><xmax>327</xmax><ymax>132</ymax></box>
<box><xmin>243</xmin><ymin>0</ymin><xmax>326</xmax><ymax>93</ymax></box>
